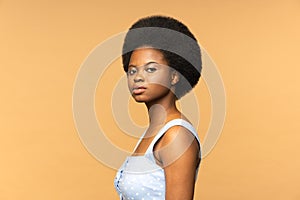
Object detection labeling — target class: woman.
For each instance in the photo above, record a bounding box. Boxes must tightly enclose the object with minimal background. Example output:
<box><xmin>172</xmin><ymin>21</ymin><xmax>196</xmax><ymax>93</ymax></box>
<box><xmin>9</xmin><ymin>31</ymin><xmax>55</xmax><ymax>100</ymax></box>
<box><xmin>114</xmin><ymin>15</ymin><xmax>202</xmax><ymax>200</ymax></box>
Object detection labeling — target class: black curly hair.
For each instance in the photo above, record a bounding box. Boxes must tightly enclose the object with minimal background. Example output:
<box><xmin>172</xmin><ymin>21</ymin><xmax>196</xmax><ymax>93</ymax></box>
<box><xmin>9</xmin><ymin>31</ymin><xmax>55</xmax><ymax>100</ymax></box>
<box><xmin>122</xmin><ymin>15</ymin><xmax>202</xmax><ymax>99</ymax></box>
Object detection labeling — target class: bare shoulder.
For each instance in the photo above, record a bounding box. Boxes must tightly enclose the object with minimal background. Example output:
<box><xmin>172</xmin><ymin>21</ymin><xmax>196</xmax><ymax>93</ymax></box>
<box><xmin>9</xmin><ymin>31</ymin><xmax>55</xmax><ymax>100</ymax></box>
<box><xmin>154</xmin><ymin>124</ymin><xmax>200</xmax><ymax>167</ymax></box>
<box><xmin>160</xmin><ymin>125</ymin><xmax>199</xmax><ymax>151</ymax></box>
<box><xmin>154</xmin><ymin>124</ymin><xmax>201</xmax><ymax>200</ymax></box>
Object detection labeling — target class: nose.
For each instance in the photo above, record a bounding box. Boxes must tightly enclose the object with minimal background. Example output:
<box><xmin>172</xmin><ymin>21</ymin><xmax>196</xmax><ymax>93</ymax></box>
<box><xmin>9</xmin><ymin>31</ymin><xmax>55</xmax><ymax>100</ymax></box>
<box><xmin>133</xmin><ymin>70</ymin><xmax>144</xmax><ymax>83</ymax></box>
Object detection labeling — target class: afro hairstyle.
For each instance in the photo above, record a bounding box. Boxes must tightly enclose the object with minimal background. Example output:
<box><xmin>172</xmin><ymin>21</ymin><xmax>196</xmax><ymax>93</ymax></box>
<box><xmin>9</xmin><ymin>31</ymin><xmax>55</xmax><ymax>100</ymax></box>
<box><xmin>122</xmin><ymin>15</ymin><xmax>202</xmax><ymax>99</ymax></box>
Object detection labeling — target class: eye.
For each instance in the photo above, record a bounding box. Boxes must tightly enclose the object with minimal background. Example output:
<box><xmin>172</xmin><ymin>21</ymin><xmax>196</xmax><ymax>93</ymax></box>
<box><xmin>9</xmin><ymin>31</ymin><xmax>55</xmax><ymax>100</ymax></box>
<box><xmin>145</xmin><ymin>67</ymin><xmax>157</xmax><ymax>73</ymax></box>
<box><xmin>127</xmin><ymin>68</ymin><xmax>137</xmax><ymax>75</ymax></box>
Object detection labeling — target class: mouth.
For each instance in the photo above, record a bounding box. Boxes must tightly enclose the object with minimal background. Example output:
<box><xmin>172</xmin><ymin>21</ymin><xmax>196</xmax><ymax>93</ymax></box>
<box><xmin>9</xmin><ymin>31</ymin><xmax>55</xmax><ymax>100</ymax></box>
<box><xmin>132</xmin><ymin>86</ymin><xmax>147</xmax><ymax>95</ymax></box>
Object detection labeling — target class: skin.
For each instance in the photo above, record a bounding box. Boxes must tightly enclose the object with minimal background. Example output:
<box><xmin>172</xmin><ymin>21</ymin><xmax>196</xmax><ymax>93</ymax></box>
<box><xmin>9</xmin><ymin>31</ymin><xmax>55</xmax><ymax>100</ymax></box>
<box><xmin>127</xmin><ymin>47</ymin><xmax>200</xmax><ymax>200</ymax></box>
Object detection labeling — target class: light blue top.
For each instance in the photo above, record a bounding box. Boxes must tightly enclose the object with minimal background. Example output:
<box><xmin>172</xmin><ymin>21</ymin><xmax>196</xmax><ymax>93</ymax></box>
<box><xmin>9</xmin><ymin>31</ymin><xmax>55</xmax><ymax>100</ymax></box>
<box><xmin>114</xmin><ymin>119</ymin><xmax>201</xmax><ymax>200</ymax></box>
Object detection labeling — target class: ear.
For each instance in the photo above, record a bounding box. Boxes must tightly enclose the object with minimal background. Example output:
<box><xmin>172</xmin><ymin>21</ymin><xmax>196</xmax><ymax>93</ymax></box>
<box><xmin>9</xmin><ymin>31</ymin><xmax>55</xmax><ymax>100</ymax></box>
<box><xmin>171</xmin><ymin>70</ymin><xmax>180</xmax><ymax>86</ymax></box>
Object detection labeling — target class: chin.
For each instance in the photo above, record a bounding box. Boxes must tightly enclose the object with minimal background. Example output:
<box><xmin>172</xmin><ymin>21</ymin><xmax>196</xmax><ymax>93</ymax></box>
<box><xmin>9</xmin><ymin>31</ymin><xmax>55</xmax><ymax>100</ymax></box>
<box><xmin>132</xmin><ymin>95</ymin><xmax>146</xmax><ymax>103</ymax></box>
<box><xmin>134</xmin><ymin>100</ymin><xmax>145</xmax><ymax>103</ymax></box>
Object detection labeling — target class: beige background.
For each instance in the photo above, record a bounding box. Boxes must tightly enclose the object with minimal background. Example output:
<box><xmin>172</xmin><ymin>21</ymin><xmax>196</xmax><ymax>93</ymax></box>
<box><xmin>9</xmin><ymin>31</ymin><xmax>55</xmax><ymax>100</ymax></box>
<box><xmin>1</xmin><ymin>0</ymin><xmax>300</xmax><ymax>199</ymax></box>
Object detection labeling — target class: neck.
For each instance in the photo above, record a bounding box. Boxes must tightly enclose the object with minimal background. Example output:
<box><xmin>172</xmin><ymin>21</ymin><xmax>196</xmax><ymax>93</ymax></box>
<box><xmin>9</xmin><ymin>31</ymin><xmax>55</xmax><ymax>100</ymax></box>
<box><xmin>146</xmin><ymin>97</ymin><xmax>179</xmax><ymax>127</ymax></box>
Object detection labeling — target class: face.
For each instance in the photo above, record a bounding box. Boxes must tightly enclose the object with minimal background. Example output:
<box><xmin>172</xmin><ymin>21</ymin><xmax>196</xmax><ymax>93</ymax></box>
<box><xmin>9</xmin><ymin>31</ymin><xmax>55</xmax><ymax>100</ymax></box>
<box><xmin>127</xmin><ymin>47</ymin><xmax>177</xmax><ymax>103</ymax></box>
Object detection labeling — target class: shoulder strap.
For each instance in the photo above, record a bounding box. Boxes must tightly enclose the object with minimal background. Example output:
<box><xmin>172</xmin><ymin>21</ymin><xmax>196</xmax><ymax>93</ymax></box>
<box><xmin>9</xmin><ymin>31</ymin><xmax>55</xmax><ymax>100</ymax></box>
<box><xmin>133</xmin><ymin>130</ymin><xmax>147</xmax><ymax>152</ymax></box>
<box><xmin>145</xmin><ymin>119</ymin><xmax>201</xmax><ymax>157</ymax></box>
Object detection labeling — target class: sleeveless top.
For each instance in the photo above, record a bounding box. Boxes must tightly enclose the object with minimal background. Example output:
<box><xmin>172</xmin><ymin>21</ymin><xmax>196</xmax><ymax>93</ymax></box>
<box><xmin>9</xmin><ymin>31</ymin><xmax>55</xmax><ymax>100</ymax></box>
<box><xmin>114</xmin><ymin>119</ymin><xmax>201</xmax><ymax>200</ymax></box>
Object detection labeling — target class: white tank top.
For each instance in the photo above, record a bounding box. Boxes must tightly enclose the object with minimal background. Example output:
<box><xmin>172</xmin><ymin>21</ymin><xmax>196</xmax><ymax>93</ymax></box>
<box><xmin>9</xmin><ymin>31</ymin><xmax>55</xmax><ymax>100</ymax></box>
<box><xmin>114</xmin><ymin>119</ymin><xmax>201</xmax><ymax>200</ymax></box>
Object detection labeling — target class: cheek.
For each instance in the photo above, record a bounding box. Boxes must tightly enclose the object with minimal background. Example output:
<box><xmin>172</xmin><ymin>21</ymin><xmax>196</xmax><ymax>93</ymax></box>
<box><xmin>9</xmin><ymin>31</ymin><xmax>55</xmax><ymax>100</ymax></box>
<box><xmin>127</xmin><ymin>77</ymin><xmax>133</xmax><ymax>88</ymax></box>
<box><xmin>148</xmin><ymin>75</ymin><xmax>171</xmax><ymax>88</ymax></box>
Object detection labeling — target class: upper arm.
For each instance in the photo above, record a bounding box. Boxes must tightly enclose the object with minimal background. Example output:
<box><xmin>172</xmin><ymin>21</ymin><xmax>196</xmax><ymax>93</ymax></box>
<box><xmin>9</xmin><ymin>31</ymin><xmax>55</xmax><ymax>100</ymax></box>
<box><xmin>154</xmin><ymin>126</ymin><xmax>200</xmax><ymax>200</ymax></box>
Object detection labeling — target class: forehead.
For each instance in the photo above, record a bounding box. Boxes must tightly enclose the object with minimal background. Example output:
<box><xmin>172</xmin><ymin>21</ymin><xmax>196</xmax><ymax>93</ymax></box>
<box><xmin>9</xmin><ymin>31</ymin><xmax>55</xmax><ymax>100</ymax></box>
<box><xmin>129</xmin><ymin>47</ymin><xmax>168</xmax><ymax>66</ymax></box>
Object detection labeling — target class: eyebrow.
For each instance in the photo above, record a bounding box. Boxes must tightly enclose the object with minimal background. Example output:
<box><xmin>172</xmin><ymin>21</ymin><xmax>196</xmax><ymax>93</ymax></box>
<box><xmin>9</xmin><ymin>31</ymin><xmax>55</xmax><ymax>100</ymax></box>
<box><xmin>128</xmin><ymin>61</ymin><xmax>159</xmax><ymax>68</ymax></box>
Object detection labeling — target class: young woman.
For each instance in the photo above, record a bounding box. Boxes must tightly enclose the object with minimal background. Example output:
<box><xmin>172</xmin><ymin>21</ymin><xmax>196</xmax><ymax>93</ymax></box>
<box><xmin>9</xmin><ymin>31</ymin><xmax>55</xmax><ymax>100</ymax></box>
<box><xmin>114</xmin><ymin>15</ymin><xmax>202</xmax><ymax>200</ymax></box>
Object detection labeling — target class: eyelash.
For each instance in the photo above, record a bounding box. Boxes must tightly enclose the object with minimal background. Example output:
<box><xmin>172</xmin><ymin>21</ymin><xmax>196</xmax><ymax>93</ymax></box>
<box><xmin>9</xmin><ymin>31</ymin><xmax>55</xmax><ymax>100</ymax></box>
<box><xmin>146</xmin><ymin>67</ymin><xmax>157</xmax><ymax>73</ymax></box>
<box><xmin>127</xmin><ymin>68</ymin><xmax>137</xmax><ymax>75</ymax></box>
<box><xmin>127</xmin><ymin>67</ymin><xmax>157</xmax><ymax>75</ymax></box>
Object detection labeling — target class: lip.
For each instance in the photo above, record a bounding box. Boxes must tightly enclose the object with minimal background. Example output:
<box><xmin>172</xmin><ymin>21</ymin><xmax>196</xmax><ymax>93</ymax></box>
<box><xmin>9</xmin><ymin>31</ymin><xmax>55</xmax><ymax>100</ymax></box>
<box><xmin>132</xmin><ymin>85</ymin><xmax>147</xmax><ymax>95</ymax></box>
